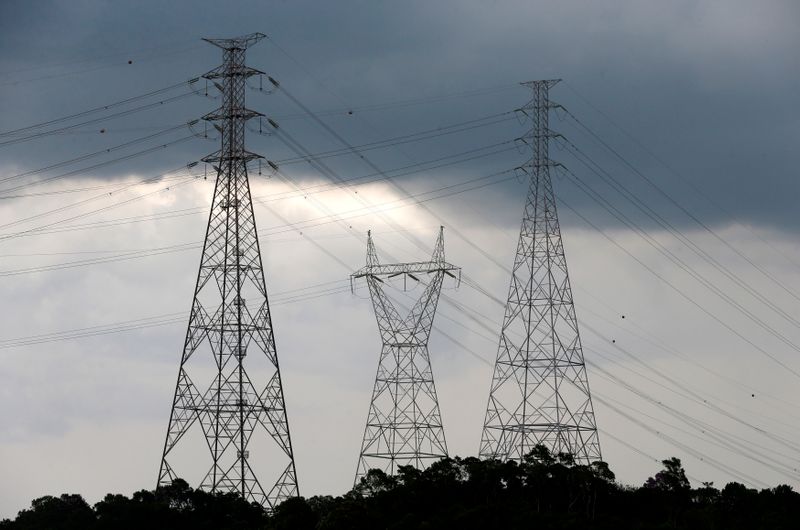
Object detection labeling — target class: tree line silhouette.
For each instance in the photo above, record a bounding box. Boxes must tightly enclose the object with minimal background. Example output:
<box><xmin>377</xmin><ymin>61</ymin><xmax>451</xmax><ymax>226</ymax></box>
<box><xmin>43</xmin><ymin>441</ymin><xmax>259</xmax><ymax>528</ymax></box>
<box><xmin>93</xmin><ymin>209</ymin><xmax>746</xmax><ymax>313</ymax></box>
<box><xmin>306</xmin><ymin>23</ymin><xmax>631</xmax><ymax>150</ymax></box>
<box><xmin>2</xmin><ymin>446</ymin><xmax>797</xmax><ymax>529</ymax></box>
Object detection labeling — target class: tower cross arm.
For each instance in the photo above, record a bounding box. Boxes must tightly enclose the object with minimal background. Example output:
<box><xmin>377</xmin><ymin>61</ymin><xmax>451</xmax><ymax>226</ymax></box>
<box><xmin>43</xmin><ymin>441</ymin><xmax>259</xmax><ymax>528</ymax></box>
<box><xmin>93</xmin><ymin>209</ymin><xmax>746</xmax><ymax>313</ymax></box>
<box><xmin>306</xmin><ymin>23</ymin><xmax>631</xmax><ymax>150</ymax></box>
<box><xmin>352</xmin><ymin>260</ymin><xmax>460</xmax><ymax>279</ymax></box>
<box><xmin>202</xmin><ymin>150</ymin><xmax>264</xmax><ymax>164</ymax></box>
<box><xmin>203</xmin><ymin>64</ymin><xmax>266</xmax><ymax>80</ymax></box>
<box><xmin>202</xmin><ymin>33</ymin><xmax>267</xmax><ymax>50</ymax></box>
<box><xmin>202</xmin><ymin>108</ymin><xmax>264</xmax><ymax>122</ymax></box>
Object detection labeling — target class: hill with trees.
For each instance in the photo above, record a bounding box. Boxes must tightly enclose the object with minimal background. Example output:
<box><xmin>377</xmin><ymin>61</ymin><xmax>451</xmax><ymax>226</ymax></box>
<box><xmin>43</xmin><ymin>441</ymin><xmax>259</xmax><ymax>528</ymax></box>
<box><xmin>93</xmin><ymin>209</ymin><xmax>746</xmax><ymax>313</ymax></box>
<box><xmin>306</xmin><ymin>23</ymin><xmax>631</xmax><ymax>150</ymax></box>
<box><xmin>2</xmin><ymin>447</ymin><xmax>798</xmax><ymax>529</ymax></box>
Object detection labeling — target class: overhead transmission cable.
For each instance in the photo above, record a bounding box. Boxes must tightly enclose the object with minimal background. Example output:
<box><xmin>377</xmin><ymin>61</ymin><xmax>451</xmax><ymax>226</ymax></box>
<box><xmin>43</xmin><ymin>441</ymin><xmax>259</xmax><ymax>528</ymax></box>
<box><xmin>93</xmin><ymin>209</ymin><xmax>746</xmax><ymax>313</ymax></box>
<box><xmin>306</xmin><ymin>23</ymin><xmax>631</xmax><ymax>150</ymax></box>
<box><xmin>265</xmin><ymin>76</ymin><xmax>800</xmax><ymax>482</ymax></box>
<box><xmin>554</xmin><ymin>166</ymin><xmax>800</xmax><ymax>378</ymax></box>
<box><xmin>0</xmin><ymin>167</ymin><xmax>517</xmax><ymax>275</ymax></box>
<box><xmin>423</xmin><ymin>281</ymin><xmax>772</xmax><ymax>486</ymax></box>
<box><xmin>0</xmin><ymin>138</ymin><xmax>512</xmax><ymax>240</ymax></box>
<box><xmin>0</xmin><ymin>78</ymin><xmax>198</xmax><ymax>138</ymax></box>
<box><xmin>0</xmin><ymin>121</ymin><xmax>197</xmax><ymax>189</ymax></box>
<box><xmin>561</xmin><ymin>80</ymin><xmax>800</xmax><ymax>271</ymax></box>
<box><xmin>0</xmin><ymin>91</ymin><xmax>198</xmax><ymax>148</ymax></box>
<box><xmin>575</xmin><ymin>298</ymin><xmax>799</xmax><ymax>414</ymax></box>
<box><xmin>0</xmin><ymin>134</ymin><xmax>198</xmax><ymax>198</ymax></box>
<box><xmin>0</xmin><ymin>165</ymin><xmax>199</xmax><ymax>242</ymax></box>
<box><xmin>264</xmin><ymin>72</ymin><xmax>800</xmax><ymax>469</ymax></box>
<box><xmin>436</xmin><ymin>277</ymin><xmax>800</xmax><ymax>475</ymax></box>
<box><xmin>557</xmin><ymin>130</ymin><xmax>800</xmax><ymax>329</ymax></box>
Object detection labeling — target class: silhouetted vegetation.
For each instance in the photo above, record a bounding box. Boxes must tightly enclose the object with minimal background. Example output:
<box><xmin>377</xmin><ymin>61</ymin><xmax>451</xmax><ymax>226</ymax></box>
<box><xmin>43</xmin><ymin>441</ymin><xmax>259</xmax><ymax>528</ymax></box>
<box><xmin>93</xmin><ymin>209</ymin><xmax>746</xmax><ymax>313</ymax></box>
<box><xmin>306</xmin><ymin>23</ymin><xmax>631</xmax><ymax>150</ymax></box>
<box><xmin>3</xmin><ymin>447</ymin><xmax>798</xmax><ymax>529</ymax></box>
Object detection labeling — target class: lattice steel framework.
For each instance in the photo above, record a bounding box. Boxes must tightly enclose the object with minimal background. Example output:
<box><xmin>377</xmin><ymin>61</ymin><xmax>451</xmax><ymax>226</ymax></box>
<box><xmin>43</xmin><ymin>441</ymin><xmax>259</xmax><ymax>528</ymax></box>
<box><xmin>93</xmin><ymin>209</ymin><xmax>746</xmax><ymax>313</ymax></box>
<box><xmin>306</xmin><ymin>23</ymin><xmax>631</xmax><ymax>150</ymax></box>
<box><xmin>479</xmin><ymin>79</ymin><xmax>601</xmax><ymax>464</ymax></box>
<box><xmin>158</xmin><ymin>33</ymin><xmax>298</xmax><ymax>509</ymax></box>
<box><xmin>351</xmin><ymin>228</ymin><xmax>460</xmax><ymax>484</ymax></box>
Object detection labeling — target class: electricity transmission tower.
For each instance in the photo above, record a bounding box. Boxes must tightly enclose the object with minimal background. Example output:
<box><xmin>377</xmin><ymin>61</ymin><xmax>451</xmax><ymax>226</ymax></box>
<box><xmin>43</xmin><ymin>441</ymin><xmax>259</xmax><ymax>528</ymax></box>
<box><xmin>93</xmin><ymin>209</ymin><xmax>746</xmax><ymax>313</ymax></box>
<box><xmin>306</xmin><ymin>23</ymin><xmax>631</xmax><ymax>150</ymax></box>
<box><xmin>479</xmin><ymin>79</ymin><xmax>601</xmax><ymax>464</ymax></box>
<box><xmin>351</xmin><ymin>228</ymin><xmax>460</xmax><ymax>484</ymax></box>
<box><xmin>158</xmin><ymin>33</ymin><xmax>298</xmax><ymax>509</ymax></box>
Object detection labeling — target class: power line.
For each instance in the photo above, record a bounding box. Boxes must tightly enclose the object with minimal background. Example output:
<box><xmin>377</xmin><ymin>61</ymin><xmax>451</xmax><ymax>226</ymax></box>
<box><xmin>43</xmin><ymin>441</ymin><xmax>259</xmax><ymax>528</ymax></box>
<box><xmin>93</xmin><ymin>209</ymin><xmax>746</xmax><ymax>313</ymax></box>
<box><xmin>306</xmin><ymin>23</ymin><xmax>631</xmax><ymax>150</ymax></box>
<box><xmin>562</xmin><ymin>80</ymin><xmax>800</xmax><ymax>273</ymax></box>
<box><xmin>260</xmin><ymin>69</ymin><xmax>800</xmax><ymax>474</ymax></box>
<box><xmin>0</xmin><ymin>91</ymin><xmax>197</xmax><ymax>148</ymax></box>
<box><xmin>0</xmin><ymin>79</ymin><xmax>199</xmax><ymax>138</ymax></box>
<box><xmin>559</xmin><ymin>118</ymin><xmax>800</xmax><ymax>324</ymax></box>
<box><xmin>0</xmin><ymin>122</ymin><xmax>195</xmax><ymax>188</ymax></box>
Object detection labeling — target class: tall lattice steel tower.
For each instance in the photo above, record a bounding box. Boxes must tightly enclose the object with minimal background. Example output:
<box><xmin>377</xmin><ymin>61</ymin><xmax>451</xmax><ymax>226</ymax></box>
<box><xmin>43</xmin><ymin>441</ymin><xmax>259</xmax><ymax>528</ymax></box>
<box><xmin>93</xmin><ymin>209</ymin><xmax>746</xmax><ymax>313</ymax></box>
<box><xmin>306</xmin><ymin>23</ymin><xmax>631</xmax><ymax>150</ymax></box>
<box><xmin>158</xmin><ymin>33</ymin><xmax>298</xmax><ymax>509</ymax></box>
<box><xmin>479</xmin><ymin>80</ymin><xmax>601</xmax><ymax>464</ymax></box>
<box><xmin>351</xmin><ymin>228</ymin><xmax>460</xmax><ymax>484</ymax></box>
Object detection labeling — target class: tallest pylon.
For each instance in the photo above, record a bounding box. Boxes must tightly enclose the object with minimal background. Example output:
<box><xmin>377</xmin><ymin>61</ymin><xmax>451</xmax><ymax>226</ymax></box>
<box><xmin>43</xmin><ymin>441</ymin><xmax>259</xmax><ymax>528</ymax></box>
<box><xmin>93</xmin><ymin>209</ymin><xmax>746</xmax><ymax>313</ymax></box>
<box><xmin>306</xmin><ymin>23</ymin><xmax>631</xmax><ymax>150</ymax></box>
<box><xmin>158</xmin><ymin>34</ymin><xmax>298</xmax><ymax>510</ymax></box>
<box><xmin>479</xmin><ymin>80</ymin><xmax>601</xmax><ymax>464</ymax></box>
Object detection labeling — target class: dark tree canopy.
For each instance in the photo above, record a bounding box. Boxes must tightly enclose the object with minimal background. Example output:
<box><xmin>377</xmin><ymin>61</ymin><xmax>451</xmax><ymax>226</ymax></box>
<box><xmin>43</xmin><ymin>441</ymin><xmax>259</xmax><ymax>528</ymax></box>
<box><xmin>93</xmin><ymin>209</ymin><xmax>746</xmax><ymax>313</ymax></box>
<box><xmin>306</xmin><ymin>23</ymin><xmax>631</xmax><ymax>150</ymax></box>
<box><xmin>2</xmin><ymin>448</ymin><xmax>798</xmax><ymax>530</ymax></box>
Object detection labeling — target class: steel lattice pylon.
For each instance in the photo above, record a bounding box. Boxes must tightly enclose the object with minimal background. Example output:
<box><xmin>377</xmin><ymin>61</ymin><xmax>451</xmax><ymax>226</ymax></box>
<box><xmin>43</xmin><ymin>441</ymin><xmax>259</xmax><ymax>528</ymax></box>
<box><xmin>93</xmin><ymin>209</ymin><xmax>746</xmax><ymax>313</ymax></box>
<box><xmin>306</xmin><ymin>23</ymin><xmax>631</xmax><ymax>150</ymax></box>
<box><xmin>479</xmin><ymin>80</ymin><xmax>602</xmax><ymax>464</ymax></box>
<box><xmin>351</xmin><ymin>228</ymin><xmax>460</xmax><ymax>484</ymax></box>
<box><xmin>157</xmin><ymin>33</ymin><xmax>298</xmax><ymax>510</ymax></box>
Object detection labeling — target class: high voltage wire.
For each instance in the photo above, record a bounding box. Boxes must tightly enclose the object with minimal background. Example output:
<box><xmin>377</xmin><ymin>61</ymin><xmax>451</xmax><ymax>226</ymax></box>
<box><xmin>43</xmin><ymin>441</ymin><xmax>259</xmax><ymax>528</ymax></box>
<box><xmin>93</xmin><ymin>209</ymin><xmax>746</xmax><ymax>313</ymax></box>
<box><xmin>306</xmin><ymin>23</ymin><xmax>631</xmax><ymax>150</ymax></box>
<box><xmin>0</xmin><ymin>168</ymin><xmax>517</xmax><ymax>275</ymax></box>
<box><xmin>0</xmin><ymin>135</ymin><xmax>198</xmax><ymax>197</ymax></box>
<box><xmin>265</xmin><ymin>37</ymin><xmax>520</xmax><ymax>279</ymax></box>
<box><xmin>435</xmin><ymin>279</ymin><xmax>800</xmax><ymax>476</ymax></box>
<box><xmin>4</xmin><ymin>42</ymin><xmax>792</xmax><ymax>482</ymax></box>
<box><xmin>0</xmin><ymin>79</ymin><xmax>197</xmax><ymax>138</ymax></box>
<box><xmin>591</xmin><ymin>392</ymin><xmax>765</xmax><ymax>488</ymax></box>
<box><xmin>4</xmin><ymin>170</ymin><xmax>788</xmax><ymax>486</ymax></box>
<box><xmin>588</xmin><ymin>363</ymin><xmax>794</xmax><ymax>484</ymax></box>
<box><xmin>0</xmin><ymin>39</ymin><xmax>200</xmax><ymax>78</ymax></box>
<box><xmin>576</xmin><ymin>298</ymin><xmax>799</xmax><ymax>413</ymax></box>
<box><xmin>415</xmin><ymin>279</ymin><xmax>785</xmax><ymax>486</ymax></box>
<box><xmin>444</xmin><ymin>223</ymin><xmax>795</xmax><ymax>478</ymax></box>
<box><xmin>0</xmin><ymin>122</ymin><xmax>195</xmax><ymax>189</ymax></box>
<box><xmin>582</xmin><ymin>320</ymin><xmax>800</xmax><ymax>434</ymax></box>
<box><xmin>561</xmin><ymin>80</ymin><xmax>800</xmax><ymax>272</ymax></box>
<box><xmin>555</xmin><ymin>169</ymin><xmax>800</xmax><ymax>378</ymax></box>
<box><xmin>597</xmin><ymin>426</ymin><xmax>703</xmax><ymax>483</ymax></box>
<box><xmin>268</xmin><ymin>111</ymin><xmax>516</xmax><ymax>165</ymax></box>
<box><xmin>0</xmin><ymin>125</ymin><xmax>511</xmax><ymax>203</ymax></box>
<box><xmin>592</xmin><ymin>342</ymin><xmax>800</xmax><ymax>458</ymax></box>
<box><xmin>273</xmin><ymin>77</ymin><xmax>517</xmax><ymax>285</ymax></box>
<box><xmin>261</xmin><ymin>64</ymin><xmax>800</xmax><ymax>469</ymax></box>
<box><xmin>0</xmin><ymin>155</ymin><xmax>514</xmax><ymax>245</ymax></box>
<box><xmin>259</xmin><ymin>71</ymin><xmax>800</xmax><ymax>482</ymax></box>
<box><xmin>0</xmin><ymin>109</ymin><xmax>516</xmax><ymax>238</ymax></box>
<box><xmin>0</xmin><ymin>172</ymin><xmax>193</xmax><ymax>201</ymax></box>
<box><xmin>586</xmin><ymin>343</ymin><xmax>800</xmax><ymax>456</ymax></box>
<box><xmin>445</xmin><ymin>284</ymin><xmax>800</xmax><ymax>485</ymax></box>
<box><xmin>0</xmin><ymin>91</ymin><xmax>198</xmax><ymax>148</ymax></box>
<box><xmin>598</xmin><ymin>392</ymin><xmax>796</xmax><ymax>470</ymax></box>
<box><xmin>454</xmin><ymin>277</ymin><xmax>800</xmax><ymax>445</ymax></box>
<box><xmin>0</xmin><ymin>167</ymin><xmax>198</xmax><ymax>241</ymax></box>
<box><xmin>258</xmin><ymin>141</ymin><xmax>516</xmax><ymax>200</ymax></box>
<box><xmin>0</xmin><ymin>44</ymin><xmax>205</xmax><ymax>87</ymax></box>
<box><xmin>0</xmin><ymin>279</ymin><xmax>352</xmax><ymax>349</ymax></box>
<box><xmin>264</xmin><ymin>83</ymin><xmax>519</xmax><ymax>121</ymax></box>
<box><xmin>0</xmin><ymin>227</ymin><xmax>432</xmax><ymax>259</ymax></box>
<box><xmin>558</xmin><ymin>131</ymin><xmax>800</xmax><ymax>332</ymax></box>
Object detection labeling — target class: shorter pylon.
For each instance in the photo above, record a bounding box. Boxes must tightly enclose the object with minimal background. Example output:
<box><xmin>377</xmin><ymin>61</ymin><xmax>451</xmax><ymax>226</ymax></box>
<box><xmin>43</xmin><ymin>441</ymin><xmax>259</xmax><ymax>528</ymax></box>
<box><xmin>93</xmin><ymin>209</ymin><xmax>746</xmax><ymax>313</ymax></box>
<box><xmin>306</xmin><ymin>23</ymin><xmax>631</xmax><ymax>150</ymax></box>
<box><xmin>351</xmin><ymin>227</ymin><xmax>460</xmax><ymax>484</ymax></box>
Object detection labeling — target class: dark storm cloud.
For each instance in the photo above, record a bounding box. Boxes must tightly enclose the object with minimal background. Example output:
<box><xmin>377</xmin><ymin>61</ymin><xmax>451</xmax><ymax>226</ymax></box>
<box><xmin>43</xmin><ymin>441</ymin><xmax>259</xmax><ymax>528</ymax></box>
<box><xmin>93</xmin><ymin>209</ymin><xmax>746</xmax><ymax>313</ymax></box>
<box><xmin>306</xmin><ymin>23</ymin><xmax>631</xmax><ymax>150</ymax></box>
<box><xmin>0</xmin><ymin>0</ymin><xmax>798</xmax><ymax>231</ymax></box>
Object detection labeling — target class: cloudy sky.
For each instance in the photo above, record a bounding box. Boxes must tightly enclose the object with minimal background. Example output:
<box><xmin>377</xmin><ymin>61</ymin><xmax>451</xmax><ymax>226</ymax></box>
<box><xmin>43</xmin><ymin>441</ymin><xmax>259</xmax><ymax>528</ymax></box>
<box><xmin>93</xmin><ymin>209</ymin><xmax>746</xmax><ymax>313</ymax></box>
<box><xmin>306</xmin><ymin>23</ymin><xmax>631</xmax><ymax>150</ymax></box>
<box><xmin>1</xmin><ymin>0</ymin><xmax>799</xmax><ymax>518</ymax></box>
